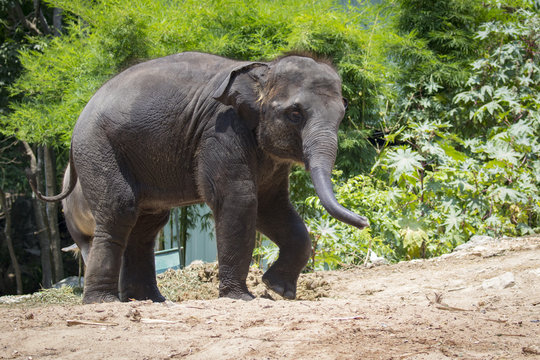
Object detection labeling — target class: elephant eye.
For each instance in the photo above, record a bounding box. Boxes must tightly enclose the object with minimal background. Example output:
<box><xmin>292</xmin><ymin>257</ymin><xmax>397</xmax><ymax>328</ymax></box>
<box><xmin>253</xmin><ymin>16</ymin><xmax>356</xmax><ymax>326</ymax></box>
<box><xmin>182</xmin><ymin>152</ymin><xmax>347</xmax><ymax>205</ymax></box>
<box><xmin>287</xmin><ymin>108</ymin><xmax>304</xmax><ymax>125</ymax></box>
<box><xmin>342</xmin><ymin>97</ymin><xmax>349</xmax><ymax>110</ymax></box>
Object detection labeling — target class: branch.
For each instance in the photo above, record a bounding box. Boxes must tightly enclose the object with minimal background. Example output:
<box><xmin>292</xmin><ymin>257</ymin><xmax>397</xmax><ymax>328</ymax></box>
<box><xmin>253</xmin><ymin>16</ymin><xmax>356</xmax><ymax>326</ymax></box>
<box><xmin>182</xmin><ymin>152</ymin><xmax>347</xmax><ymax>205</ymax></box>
<box><xmin>7</xmin><ymin>1</ymin><xmax>42</xmax><ymax>36</ymax></box>
<box><xmin>22</xmin><ymin>141</ymin><xmax>38</xmax><ymax>173</ymax></box>
<box><xmin>0</xmin><ymin>138</ymin><xmax>19</xmax><ymax>153</ymax></box>
<box><xmin>0</xmin><ymin>139</ymin><xmax>21</xmax><ymax>166</ymax></box>
<box><xmin>34</xmin><ymin>0</ymin><xmax>51</xmax><ymax>35</ymax></box>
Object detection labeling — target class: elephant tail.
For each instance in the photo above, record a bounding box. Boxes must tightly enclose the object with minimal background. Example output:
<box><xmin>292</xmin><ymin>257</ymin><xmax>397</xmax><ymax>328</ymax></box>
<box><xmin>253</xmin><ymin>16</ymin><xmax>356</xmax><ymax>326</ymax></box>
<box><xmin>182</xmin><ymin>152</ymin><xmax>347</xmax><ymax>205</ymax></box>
<box><xmin>27</xmin><ymin>146</ymin><xmax>77</xmax><ymax>202</ymax></box>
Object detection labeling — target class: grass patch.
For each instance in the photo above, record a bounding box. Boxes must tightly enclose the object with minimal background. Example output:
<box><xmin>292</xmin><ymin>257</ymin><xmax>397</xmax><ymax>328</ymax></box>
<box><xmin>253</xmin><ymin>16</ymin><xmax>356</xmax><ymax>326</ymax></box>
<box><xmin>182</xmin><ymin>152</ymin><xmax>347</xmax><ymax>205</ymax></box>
<box><xmin>0</xmin><ymin>286</ymin><xmax>83</xmax><ymax>307</ymax></box>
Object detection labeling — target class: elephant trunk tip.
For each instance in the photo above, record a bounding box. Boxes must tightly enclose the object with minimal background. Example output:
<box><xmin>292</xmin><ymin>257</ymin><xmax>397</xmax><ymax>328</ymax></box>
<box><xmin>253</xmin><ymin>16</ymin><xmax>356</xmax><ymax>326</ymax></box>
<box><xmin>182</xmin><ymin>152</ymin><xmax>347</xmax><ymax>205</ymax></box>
<box><xmin>327</xmin><ymin>205</ymin><xmax>369</xmax><ymax>230</ymax></box>
<box><xmin>309</xmin><ymin>166</ymin><xmax>370</xmax><ymax>230</ymax></box>
<box><xmin>353</xmin><ymin>215</ymin><xmax>370</xmax><ymax>229</ymax></box>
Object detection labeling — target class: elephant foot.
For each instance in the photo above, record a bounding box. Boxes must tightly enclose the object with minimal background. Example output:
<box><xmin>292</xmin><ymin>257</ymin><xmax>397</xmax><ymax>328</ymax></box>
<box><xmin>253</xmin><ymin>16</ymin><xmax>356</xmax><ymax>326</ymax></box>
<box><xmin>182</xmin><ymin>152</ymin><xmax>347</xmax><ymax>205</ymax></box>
<box><xmin>219</xmin><ymin>283</ymin><xmax>255</xmax><ymax>301</ymax></box>
<box><xmin>148</xmin><ymin>293</ymin><xmax>166</xmax><ymax>303</ymax></box>
<box><xmin>120</xmin><ymin>293</ymin><xmax>166</xmax><ymax>302</ymax></box>
<box><xmin>221</xmin><ymin>291</ymin><xmax>255</xmax><ymax>301</ymax></box>
<box><xmin>82</xmin><ymin>291</ymin><xmax>120</xmax><ymax>304</ymax></box>
<box><xmin>262</xmin><ymin>269</ymin><xmax>297</xmax><ymax>300</ymax></box>
<box><xmin>120</xmin><ymin>286</ymin><xmax>166</xmax><ymax>303</ymax></box>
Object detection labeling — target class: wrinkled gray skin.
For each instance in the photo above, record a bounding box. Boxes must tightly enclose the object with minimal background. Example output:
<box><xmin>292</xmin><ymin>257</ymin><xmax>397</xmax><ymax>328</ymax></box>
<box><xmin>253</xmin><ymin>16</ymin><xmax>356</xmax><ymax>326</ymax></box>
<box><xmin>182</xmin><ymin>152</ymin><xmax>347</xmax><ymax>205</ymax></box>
<box><xmin>32</xmin><ymin>52</ymin><xmax>368</xmax><ymax>304</ymax></box>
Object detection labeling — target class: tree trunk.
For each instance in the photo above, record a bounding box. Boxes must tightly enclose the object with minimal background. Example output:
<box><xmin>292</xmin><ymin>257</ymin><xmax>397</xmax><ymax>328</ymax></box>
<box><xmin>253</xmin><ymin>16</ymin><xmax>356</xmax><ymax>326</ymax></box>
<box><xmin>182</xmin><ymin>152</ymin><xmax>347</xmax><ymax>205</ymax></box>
<box><xmin>0</xmin><ymin>188</ymin><xmax>23</xmax><ymax>294</ymax></box>
<box><xmin>179</xmin><ymin>207</ymin><xmax>188</xmax><ymax>268</ymax></box>
<box><xmin>44</xmin><ymin>145</ymin><xmax>64</xmax><ymax>282</ymax></box>
<box><xmin>7</xmin><ymin>0</ymin><xmax>42</xmax><ymax>35</ymax></box>
<box><xmin>52</xmin><ymin>8</ymin><xmax>62</xmax><ymax>36</ymax></box>
<box><xmin>34</xmin><ymin>0</ymin><xmax>50</xmax><ymax>35</ymax></box>
<box><xmin>23</xmin><ymin>142</ymin><xmax>53</xmax><ymax>289</ymax></box>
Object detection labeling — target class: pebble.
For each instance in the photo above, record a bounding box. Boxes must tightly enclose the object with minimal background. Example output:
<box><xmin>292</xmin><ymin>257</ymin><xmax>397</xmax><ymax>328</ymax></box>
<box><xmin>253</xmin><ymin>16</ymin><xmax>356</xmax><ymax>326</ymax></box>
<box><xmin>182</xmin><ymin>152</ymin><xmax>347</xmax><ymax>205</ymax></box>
<box><xmin>482</xmin><ymin>272</ymin><xmax>516</xmax><ymax>290</ymax></box>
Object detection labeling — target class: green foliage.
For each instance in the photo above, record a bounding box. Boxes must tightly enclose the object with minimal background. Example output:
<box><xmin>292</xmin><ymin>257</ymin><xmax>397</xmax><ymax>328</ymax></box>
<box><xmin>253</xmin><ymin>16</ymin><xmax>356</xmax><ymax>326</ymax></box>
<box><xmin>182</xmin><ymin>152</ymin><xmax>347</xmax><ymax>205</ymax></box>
<box><xmin>251</xmin><ymin>2</ymin><xmax>540</xmax><ymax>269</ymax></box>
<box><xmin>1</xmin><ymin>0</ymin><xmax>398</xmax><ymax>150</ymax></box>
<box><xmin>0</xmin><ymin>40</ymin><xmax>23</xmax><ymax>112</ymax></box>
<box><xmin>252</xmin><ymin>240</ymin><xmax>280</xmax><ymax>268</ymax></box>
<box><xmin>454</xmin><ymin>8</ymin><xmax>540</xmax><ymax>129</ymax></box>
<box><xmin>397</xmin><ymin>0</ymin><xmax>487</xmax><ymax>56</ymax></box>
<box><xmin>297</xmin><ymin>5</ymin><xmax>539</xmax><ymax>267</ymax></box>
<box><xmin>0</xmin><ymin>0</ymin><xmax>63</xmax><ymax>193</ymax></box>
<box><xmin>336</xmin><ymin>128</ymin><xmax>377</xmax><ymax>176</ymax></box>
<box><xmin>390</xmin><ymin>0</ymin><xmax>535</xmax><ymax>113</ymax></box>
<box><xmin>306</xmin><ymin>215</ymin><xmax>387</xmax><ymax>270</ymax></box>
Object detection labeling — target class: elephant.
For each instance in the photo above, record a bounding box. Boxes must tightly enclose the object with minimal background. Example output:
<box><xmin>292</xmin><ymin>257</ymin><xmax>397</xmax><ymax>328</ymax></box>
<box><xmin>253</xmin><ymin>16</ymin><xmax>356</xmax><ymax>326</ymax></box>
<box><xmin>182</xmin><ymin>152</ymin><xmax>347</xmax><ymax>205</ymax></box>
<box><xmin>61</xmin><ymin>164</ymin><xmax>93</xmax><ymax>266</ymax></box>
<box><xmin>29</xmin><ymin>51</ymin><xmax>369</xmax><ymax>304</ymax></box>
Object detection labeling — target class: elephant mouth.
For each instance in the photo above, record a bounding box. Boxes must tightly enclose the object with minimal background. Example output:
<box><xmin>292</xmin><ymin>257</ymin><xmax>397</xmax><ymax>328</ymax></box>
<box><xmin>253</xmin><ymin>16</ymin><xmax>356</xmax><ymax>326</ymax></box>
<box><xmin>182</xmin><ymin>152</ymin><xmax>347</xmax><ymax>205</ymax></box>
<box><xmin>302</xmin><ymin>155</ymin><xmax>310</xmax><ymax>171</ymax></box>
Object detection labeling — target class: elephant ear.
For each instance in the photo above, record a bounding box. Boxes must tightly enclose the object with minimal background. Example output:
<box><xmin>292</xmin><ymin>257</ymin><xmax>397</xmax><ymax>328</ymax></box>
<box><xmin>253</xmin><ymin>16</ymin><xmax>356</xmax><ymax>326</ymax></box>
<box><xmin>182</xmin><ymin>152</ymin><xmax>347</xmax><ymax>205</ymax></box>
<box><xmin>213</xmin><ymin>62</ymin><xmax>269</xmax><ymax>130</ymax></box>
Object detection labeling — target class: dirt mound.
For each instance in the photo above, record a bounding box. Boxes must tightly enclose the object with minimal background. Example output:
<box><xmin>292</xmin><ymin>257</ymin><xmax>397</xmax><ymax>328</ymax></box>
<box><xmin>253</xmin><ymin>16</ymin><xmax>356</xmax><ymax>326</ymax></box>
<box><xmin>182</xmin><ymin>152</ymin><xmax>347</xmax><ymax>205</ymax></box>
<box><xmin>0</xmin><ymin>262</ymin><xmax>331</xmax><ymax>306</ymax></box>
<box><xmin>157</xmin><ymin>262</ymin><xmax>330</xmax><ymax>301</ymax></box>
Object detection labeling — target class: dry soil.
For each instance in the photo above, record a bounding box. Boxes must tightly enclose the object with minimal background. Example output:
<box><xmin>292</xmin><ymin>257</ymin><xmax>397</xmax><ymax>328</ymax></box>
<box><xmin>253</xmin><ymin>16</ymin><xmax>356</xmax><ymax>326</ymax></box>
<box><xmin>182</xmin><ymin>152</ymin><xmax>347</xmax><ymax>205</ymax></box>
<box><xmin>0</xmin><ymin>235</ymin><xmax>539</xmax><ymax>359</ymax></box>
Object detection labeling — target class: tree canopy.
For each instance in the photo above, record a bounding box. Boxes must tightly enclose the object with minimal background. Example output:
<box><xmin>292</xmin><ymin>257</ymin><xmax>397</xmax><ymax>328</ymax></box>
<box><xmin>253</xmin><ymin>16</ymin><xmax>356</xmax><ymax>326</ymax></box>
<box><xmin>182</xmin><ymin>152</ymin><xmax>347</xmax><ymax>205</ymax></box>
<box><xmin>1</xmin><ymin>0</ymin><xmax>400</xmax><ymax>149</ymax></box>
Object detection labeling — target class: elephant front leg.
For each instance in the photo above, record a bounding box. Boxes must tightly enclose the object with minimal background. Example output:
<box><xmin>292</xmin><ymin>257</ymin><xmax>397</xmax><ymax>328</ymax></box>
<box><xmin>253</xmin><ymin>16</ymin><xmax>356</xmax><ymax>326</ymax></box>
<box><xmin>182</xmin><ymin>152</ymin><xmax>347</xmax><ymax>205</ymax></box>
<box><xmin>211</xmin><ymin>192</ymin><xmax>258</xmax><ymax>300</ymax></box>
<box><xmin>257</xmin><ymin>192</ymin><xmax>312</xmax><ymax>300</ymax></box>
<box><xmin>198</xmin><ymin>130</ymin><xmax>259</xmax><ymax>300</ymax></box>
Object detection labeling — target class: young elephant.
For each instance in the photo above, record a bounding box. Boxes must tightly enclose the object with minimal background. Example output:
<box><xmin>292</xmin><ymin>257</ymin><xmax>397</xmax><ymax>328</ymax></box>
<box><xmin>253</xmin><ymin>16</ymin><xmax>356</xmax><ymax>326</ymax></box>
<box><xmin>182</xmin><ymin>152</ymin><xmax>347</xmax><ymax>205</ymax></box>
<box><xmin>30</xmin><ymin>52</ymin><xmax>368</xmax><ymax>303</ymax></box>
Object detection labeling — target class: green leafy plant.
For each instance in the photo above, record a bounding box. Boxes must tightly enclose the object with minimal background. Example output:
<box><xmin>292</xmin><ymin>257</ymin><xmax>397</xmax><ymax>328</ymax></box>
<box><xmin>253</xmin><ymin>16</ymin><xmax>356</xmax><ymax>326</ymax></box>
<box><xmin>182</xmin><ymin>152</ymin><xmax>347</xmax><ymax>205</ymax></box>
<box><xmin>274</xmin><ymin>3</ymin><xmax>540</xmax><ymax>268</ymax></box>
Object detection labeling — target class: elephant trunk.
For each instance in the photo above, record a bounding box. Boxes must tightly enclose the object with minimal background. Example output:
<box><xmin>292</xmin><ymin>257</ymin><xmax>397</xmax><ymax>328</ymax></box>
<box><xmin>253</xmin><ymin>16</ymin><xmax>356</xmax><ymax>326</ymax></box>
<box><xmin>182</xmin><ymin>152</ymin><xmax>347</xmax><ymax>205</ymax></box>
<box><xmin>303</xmin><ymin>128</ymin><xmax>369</xmax><ymax>230</ymax></box>
<box><xmin>309</xmin><ymin>167</ymin><xmax>369</xmax><ymax>229</ymax></box>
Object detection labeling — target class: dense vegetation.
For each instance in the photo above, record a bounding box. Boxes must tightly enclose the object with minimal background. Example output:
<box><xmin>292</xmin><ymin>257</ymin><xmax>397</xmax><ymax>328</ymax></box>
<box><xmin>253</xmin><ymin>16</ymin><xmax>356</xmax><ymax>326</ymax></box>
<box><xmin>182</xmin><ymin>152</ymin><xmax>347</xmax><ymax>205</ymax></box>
<box><xmin>300</xmin><ymin>3</ymin><xmax>540</xmax><ymax>267</ymax></box>
<box><xmin>1</xmin><ymin>0</ymin><xmax>538</xmax><ymax>289</ymax></box>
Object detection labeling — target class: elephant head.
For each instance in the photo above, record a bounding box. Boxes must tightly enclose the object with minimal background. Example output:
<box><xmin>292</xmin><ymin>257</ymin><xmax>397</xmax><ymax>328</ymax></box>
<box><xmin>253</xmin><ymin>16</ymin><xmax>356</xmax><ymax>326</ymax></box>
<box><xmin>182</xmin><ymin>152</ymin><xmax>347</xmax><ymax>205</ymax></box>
<box><xmin>214</xmin><ymin>54</ymin><xmax>369</xmax><ymax>230</ymax></box>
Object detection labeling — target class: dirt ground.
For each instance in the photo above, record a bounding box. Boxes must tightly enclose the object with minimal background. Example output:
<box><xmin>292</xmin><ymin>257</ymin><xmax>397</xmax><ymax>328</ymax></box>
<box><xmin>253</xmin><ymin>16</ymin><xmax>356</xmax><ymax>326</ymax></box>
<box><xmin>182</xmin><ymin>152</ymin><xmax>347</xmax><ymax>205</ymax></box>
<box><xmin>0</xmin><ymin>235</ymin><xmax>539</xmax><ymax>360</ymax></box>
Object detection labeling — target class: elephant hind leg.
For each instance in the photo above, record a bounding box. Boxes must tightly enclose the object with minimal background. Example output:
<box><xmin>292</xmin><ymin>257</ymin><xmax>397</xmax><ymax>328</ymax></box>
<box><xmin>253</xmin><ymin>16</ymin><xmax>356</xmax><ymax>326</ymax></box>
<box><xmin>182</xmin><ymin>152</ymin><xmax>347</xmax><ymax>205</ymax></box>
<box><xmin>83</xmin><ymin>217</ymin><xmax>136</xmax><ymax>304</ymax></box>
<box><xmin>119</xmin><ymin>210</ymin><xmax>170</xmax><ymax>302</ymax></box>
<box><xmin>79</xmin><ymin>179</ymin><xmax>139</xmax><ymax>304</ymax></box>
<box><xmin>72</xmin><ymin>139</ymin><xmax>144</xmax><ymax>304</ymax></box>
